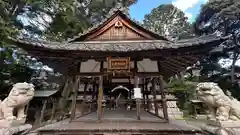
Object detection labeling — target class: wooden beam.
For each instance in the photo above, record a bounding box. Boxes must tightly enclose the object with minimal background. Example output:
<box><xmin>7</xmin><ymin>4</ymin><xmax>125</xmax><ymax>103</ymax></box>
<box><xmin>140</xmin><ymin>56</ymin><xmax>199</xmax><ymax>75</ymax></box>
<box><xmin>159</xmin><ymin>62</ymin><xmax>180</xmax><ymax>73</ymax></box>
<box><xmin>136</xmin><ymin>72</ymin><xmax>162</xmax><ymax>77</ymax></box>
<box><xmin>158</xmin><ymin>61</ymin><xmax>174</xmax><ymax>75</ymax></box>
<box><xmin>23</xmin><ymin>42</ymin><xmax>214</xmax><ymax>60</ymax></box>
<box><xmin>97</xmin><ymin>76</ymin><xmax>103</xmax><ymax>121</ymax></box>
<box><xmin>28</xmin><ymin>50</ymin><xmax>162</xmax><ymax>58</ymax></box>
<box><xmin>162</xmin><ymin>60</ymin><xmax>186</xmax><ymax>70</ymax></box>
<box><xmin>75</xmin><ymin>72</ymin><xmax>165</xmax><ymax>77</ymax></box>
<box><xmin>150</xmin><ymin>55</ymin><xmax>200</xmax><ymax>61</ymax></box>
<box><xmin>29</xmin><ymin>48</ymin><xmax>208</xmax><ymax>60</ymax></box>
<box><xmin>168</xmin><ymin>44</ymin><xmax>215</xmax><ymax>56</ymax></box>
<box><xmin>182</xmin><ymin>56</ymin><xmax>199</xmax><ymax>62</ymax></box>
<box><xmin>172</xmin><ymin>57</ymin><xmax>196</xmax><ymax>65</ymax></box>
<box><xmin>158</xmin><ymin>67</ymin><xmax>175</xmax><ymax>77</ymax></box>
<box><xmin>166</xmin><ymin>58</ymin><xmax>190</xmax><ymax>67</ymax></box>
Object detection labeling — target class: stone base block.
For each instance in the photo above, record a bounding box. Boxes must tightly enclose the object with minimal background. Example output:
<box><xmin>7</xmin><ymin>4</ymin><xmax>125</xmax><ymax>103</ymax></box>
<box><xmin>168</xmin><ymin>111</ymin><xmax>183</xmax><ymax>115</ymax></box>
<box><xmin>0</xmin><ymin>118</ymin><xmax>26</xmax><ymax>128</ymax></box>
<box><xmin>0</xmin><ymin>124</ymin><xmax>32</xmax><ymax>135</ymax></box>
<box><xmin>168</xmin><ymin>115</ymin><xmax>184</xmax><ymax>120</ymax></box>
<box><xmin>207</xmin><ymin>120</ymin><xmax>240</xmax><ymax>128</ymax></box>
<box><xmin>202</xmin><ymin>124</ymin><xmax>240</xmax><ymax>135</ymax></box>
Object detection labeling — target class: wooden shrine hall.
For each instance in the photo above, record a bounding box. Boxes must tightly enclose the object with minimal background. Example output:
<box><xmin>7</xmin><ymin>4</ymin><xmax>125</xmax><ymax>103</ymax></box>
<box><xmin>11</xmin><ymin>8</ymin><xmax>227</xmax><ymax>135</ymax></box>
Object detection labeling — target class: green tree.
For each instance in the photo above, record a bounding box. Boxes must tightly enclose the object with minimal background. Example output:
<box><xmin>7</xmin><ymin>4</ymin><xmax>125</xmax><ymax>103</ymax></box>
<box><xmin>142</xmin><ymin>4</ymin><xmax>194</xmax><ymax>41</ymax></box>
<box><xmin>0</xmin><ymin>0</ymin><xmax>138</xmax><ymax>95</ymax></box>
<box><xmin>46</xmin><ymin>0</ymin><xmax>137</xmax><ymax>41</ymax></box>
<box><xmin>167</xmin><ymin>72</ymin><xmax>198</xmax><ymax>114</ymax></box>
<box><xmin>194</xmin><ymin>0</ymin><xmax>240</xmax><ymax>84</ymax></box>
<box><xmin>0</xmin><ymin>0</ymin><xmax>70</xmax><ymax>93</ymax></box>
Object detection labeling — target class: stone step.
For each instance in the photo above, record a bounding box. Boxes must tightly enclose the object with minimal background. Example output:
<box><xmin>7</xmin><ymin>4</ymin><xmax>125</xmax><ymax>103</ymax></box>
<box><xmin>38</xmin><ymin>130</ymin><xmax>200</xmax><ymax>135</ymax></box>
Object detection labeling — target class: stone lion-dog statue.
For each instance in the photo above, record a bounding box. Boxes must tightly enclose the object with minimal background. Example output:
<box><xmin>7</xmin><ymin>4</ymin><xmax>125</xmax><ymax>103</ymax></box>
<box><xmin>0</xmin><ymin>82</ymin><xmax>34</xmax><ymax>122</ymax></box>
<box><xmin>196</xmin><ymin>82</ymin><xmax>240</xmax><ymax>121</ymax></box>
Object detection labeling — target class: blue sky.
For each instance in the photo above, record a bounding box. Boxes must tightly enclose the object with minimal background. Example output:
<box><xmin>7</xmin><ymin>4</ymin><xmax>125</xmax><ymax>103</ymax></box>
<box><xmin>129</xmin><ymin>0</ymin><xmax>208</xmax><ymax>23</ymax></box>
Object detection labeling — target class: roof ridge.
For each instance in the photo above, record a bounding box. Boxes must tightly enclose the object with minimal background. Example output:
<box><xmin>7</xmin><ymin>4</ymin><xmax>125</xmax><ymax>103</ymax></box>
<box><xmin>73</xmin><ymin>40</ymin><xmax>172</xmax><ymax>44</ymax></box>
<box><xmin>67</xmin><ymin>4</ymin><xmax>128</xmax><ymax>43</ymax></box>
<box><xmin>67</xmin><ymin>5</ymin><xmax>169</xmax><ymax>42</ymax></box>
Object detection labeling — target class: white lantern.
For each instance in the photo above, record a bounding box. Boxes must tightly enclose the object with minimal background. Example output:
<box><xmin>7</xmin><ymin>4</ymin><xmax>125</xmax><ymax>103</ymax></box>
<box><xmin>133</xmin><ymin>88</ymin><xmax>142</xmax><ymax>99</ymax></box>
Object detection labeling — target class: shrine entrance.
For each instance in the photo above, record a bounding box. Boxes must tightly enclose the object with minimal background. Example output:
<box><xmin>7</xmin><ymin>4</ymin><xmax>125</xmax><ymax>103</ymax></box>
<box><xmin>102</xmin><ymin>57</ymin><xmax>135</xmax><ymax>111</ymax></box>
<box><xmin>109</xmin><ymin>85</ymin><xmax>132</xmax><ymax>110</ymax></box>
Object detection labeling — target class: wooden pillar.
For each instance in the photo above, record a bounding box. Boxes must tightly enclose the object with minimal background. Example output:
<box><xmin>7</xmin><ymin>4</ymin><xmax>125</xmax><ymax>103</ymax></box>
<box><xmin>77</xmin><ymin>82</ymin><xmax>87</xmax><ymax>115</ymax></box>
<box><xmin>91</xmin><ymin>83</ymin><xmax>96</xmax><ymax>111</ymax></box>
<box><xmin>100</xmin><ymin>61</ymin><xmax>104</xmax><ymax>72</ymax></box>
<box><xmin>34</xmin><ymin>108</ymin><xmax>41</xmax><ymax>127</ymax></box>
<box><xmin>159</xmin><ymin>76</ymin><xmax>169</xmax><ymax>122</ymax></box>
<box><xmin>50</xmin><ymin>98</ymin><xmax>56</xmax><ymax>122</ymax></box>
<box><xmin>60</xmin><ymin>77</ymin><xmax>71</xmax><ymax>117</ymax></box>
<box><xmin>69</xmin><ymin>62</ymin><xmax>81</xmax><ymax>122</ymax></box>
<box><xmin>92</xmin><ymin>83</ymin><xmax>96</xmax><ymax>100</ymax></box>
<box><xmin>69</xmin><ymin>76</ymin><xmax>80</xmax><ymax>122</ymax></box>
<box><xmin>39</xmin><ymin>100</ymin><xmax>47</xmax><ymax>124</ymax></box>
<box><xmin>133</xmin><ymin>60</ymin><xmax>141</xmax><ymax>119</ymax></box>
<box><xmin>142</xmin><ymin>78</ymin><xmax>146</xmax><ymax>110</ymax></box>
<box><xmin>145</xmin><ymin>82</ymin><xmax>150</xmax><ymax>111</ymax></box>
<box><xmin>152</xmin><ymin>77</ymin><xmax>159</xmax><ymax>116</ymax></box>
<box><xmin>134</xmin><ymin>76</ymin><xmax>141</xmax><ymax>120</ymax></box>
<box><xmin>83</xmin><ymin>82</ymin><xmax>88</xmax><ymax>99</ymax></box>
<box><xmin>97</xmin><ymin>76</ymin><xmax>103</xmax><ymax>121</ymax></box>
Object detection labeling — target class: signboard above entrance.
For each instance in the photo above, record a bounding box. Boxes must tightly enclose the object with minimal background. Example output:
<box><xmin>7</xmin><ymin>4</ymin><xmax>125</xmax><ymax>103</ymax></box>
<box><xmin>107</xmin><ymin>57</ymin><xmax>130</xmax><ymax>72</ymax></box>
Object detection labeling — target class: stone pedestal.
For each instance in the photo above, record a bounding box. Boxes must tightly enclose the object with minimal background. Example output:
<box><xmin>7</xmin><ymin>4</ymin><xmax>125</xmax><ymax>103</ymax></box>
<box><xmin>0</xmin><ymin>124</ymin><xmax>32</xmax><ymax>135</ymax></box>
<box><xmin>207</xmin><ymin>120</ymin><xmax>240</xmax><ymax>128</ymax></box>
<box><xmin>148</xmin><ymin>94</ymin><xmax>184</xmax><ymax>119</ymax></box>
<box><xmin>202</xmin><ymin>120</ymin><xmax>240</xmax><ymax>135</ymax></box>
<box><xmin>167</xmin><ymin>108</ymin><xmax>184</xmax><ymax>119</ymax></box>
<box><xmin>0</xmin><ymin>118</ymin><xmax>26</xmax><ymax>128</ymax></box>
<box><xmin>166</xmin><ymin>99</ymin><xmax>183</xmax><ymax>119</ymax></box>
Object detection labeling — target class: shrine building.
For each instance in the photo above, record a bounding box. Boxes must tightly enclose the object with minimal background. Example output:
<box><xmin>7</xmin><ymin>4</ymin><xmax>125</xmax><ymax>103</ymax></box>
<box><xmin>11</xmin><ymin>8</ymin><xmax>227</xmax><ymax>135</ymax></box>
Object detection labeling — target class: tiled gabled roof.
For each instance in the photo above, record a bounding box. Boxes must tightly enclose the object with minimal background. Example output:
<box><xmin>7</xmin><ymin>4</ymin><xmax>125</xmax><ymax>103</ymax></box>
<box><xmin>68</xmin><ymin>7</ymin><xmax>168</xmax><ymax>42</ymax></box>
<box><xmin>10</xmin><ymin>33</ymin><xmax>229</xmax><ymax>52</ymax></box>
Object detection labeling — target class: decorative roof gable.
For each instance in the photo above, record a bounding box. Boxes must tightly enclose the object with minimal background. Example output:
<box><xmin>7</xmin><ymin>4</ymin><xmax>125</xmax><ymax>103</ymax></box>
<box><xmin>69</xmin><ymin>10</ymin><xmax>168</xmax><ymax>42</ymax></box>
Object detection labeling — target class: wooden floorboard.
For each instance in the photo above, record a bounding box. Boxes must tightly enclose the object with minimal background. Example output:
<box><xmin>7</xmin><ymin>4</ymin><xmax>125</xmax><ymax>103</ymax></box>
<box><xmin>74</xmin><ymin>109</ymin><xmax>164</xmax><ymax>122</ymax></box>
<box><xmin>38</xmin><ymin>109</ymin><xmax>200</xmax><ymax>134</ymax></box>
<box><xmin>38</xmin><ymin>120</ymin><xmax>198</xmax><ymax>132</ymax></box>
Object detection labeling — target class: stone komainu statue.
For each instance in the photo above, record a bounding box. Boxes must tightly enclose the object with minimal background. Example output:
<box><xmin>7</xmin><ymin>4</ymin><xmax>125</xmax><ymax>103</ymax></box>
<box><xmin>0</xmin><ymin>82</ymin><xmax>35</xmax><ymax>121</ymax></box>
<box><xmin>196</xmin><ymin>82</ymin><xmax>240</xmax><ymax>121</ymax></box>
